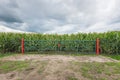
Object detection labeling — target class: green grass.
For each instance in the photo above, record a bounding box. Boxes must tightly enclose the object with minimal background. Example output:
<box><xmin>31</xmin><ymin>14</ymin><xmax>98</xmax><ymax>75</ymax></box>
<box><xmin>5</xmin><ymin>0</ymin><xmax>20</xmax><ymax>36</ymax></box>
<box><xmin>37</xmin><ymin>61</ymin><xmax>48</xmax><ymax>74</ymax></box>
<box><xmin>67</xmin><ymin>76</ymin><xmax>78</xmax><ymax>80</ymax></box>
<box><xmin>103</xmin><ymin>54</ymin><xmax>120</xmax><ymax>60</ymax></box>
<box><xmin>108</xmin><ymin>55</ymin><xmax>120</xmax><ymax>60</ymax></box>
<box><xmin>68</xmin><ymin>61</ymin><xmax>120</xmax><ymax>80</ymax></box>
<box><xmin>0</xmin><ymin>54</ymin><xmax>120</xmax><ymax>80</ymax></box>
<box><xmin>0</xmin><ymin>61</ymin><xmax>29</xmax><ymax>73</ymax></box>
<box><xmin>0</xmin><ymin>53</ymin><xmax>19</xmax><ymax>58</ymax></box>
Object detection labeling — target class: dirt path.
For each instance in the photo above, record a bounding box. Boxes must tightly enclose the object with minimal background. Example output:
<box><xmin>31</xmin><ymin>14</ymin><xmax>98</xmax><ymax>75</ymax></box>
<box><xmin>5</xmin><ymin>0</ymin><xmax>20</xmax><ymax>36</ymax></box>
<box><xmin>0</xmin><ymin>54</ymin><xmax>119</xmax><ymax>80</ymax></box>
<box><xmin>0</xmin><ymin>54</ymin><xmax>119</xmax><ymax>62</ymax></box>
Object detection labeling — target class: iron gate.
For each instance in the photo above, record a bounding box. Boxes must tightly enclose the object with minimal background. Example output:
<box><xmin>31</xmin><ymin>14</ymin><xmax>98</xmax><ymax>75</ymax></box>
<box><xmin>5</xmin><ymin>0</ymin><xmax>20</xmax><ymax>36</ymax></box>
<box><xmin>24</xmin><ymin>40</ymin><xmax>96</xmax><ymax>53</ymax></box>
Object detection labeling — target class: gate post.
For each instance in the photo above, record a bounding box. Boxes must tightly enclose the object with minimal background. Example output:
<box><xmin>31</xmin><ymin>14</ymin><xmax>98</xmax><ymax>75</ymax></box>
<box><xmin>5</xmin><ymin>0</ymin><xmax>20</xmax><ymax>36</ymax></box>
<box><xmin>96</xmin><ymin>38</ymin><xmax>100</xmax><ymax>55</ymax></box>
<box><xmin>21</xmin><ymin>38</ymin><xmax>24</xmax><ymax>54</ymax></box>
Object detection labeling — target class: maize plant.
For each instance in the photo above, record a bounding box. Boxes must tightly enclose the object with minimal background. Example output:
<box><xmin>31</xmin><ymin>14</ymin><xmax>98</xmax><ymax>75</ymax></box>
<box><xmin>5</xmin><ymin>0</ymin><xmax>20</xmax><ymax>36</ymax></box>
<box><xmin>0</xmin><ymin>31</ymin><xmax>119</xmax><ymax>54</ymax></box>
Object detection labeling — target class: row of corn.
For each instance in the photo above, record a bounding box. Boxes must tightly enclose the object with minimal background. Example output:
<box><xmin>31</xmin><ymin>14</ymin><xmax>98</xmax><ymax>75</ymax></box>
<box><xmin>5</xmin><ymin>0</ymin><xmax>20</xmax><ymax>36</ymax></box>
<box><xmin>0</xmin><ymin>31</ymin><xmax>119</xmax><ymax>54</ymax></box>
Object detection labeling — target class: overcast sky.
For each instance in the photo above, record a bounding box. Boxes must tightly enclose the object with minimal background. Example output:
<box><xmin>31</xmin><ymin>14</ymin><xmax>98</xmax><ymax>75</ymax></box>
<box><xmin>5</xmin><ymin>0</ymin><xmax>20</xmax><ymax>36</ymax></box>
<box><xmin>0</xmin><ymin>0</ymin><xmax>120</xmax><ymax>34</ymax></box>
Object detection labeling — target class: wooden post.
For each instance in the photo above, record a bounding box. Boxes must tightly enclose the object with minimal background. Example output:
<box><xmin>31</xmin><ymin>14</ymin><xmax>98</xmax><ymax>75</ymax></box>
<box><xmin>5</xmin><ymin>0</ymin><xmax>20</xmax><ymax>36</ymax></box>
<box><xmin>21</xmin><ymin>38</ymin><xmax>24</xmax><ymax>54</ymax></box>
<box><xmin>96</xmin><ymin>38</ymin><xmax>100</xmax><ymax>55</ymax></box>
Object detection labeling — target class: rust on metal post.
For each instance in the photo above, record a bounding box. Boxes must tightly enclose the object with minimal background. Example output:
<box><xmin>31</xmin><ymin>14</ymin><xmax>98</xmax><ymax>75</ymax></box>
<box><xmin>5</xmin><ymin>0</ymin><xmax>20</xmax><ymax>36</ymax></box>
<box><xmin>96</xmin><ymin>38</ymin><xmax>100</xmax><ymax>55</ymax></box>
<box><xmin>58</xmin><ymin>43</ymin><xmax>61</xmax><ymax>48</ymax></box>
<box><xmin>21</xmin><ymin>38</ymin><xmax>24</xmax><ymax>54</ymax></box>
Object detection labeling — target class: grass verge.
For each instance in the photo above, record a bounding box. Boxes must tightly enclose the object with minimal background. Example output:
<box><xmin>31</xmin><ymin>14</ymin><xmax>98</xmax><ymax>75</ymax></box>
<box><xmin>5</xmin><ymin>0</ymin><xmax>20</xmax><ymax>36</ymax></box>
<box><xmin>0</xmin><ymin>53</ymin><xmax>19</xmax><ymax>58</ymax></box>
<box><xmin>0</xmin><ymin>61</ymin><xmax>29</xmax><ymax>73</ymax></box>
<box><xmin>102</xmin><ymin>54</ymin><xmax>120</xmax><ymax>60</ymax></box>
<box><xmin>68</xmin><ymin>61</ymin><xmax>120</xmax><ymax>80</ymax></box>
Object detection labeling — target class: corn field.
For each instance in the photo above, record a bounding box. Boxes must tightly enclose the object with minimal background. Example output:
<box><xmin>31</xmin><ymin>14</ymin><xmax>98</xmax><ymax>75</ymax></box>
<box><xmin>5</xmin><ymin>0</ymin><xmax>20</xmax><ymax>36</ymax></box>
<box><xmin>0</xmin><ymin>31</ymin><xmax>119</xmax><ymax>54</ymax></box>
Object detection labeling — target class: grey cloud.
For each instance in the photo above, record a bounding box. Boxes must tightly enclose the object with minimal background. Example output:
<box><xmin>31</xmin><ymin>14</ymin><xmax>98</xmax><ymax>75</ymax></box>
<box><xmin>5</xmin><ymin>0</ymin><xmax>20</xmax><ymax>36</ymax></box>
<box><xmin>0</xmin><ymin>14</ymin><xmax>22</xmax><ymax>23</ymax></box>
<box><xmin>0</xmin><ymin>0</ymin><xmax>120</xmax><ymax>33</ymax></box>
<box><xmin>0</xmin><ymin>0</ymin><xmax>22</xmax><ymax>23</ymax></box>
<box><xmin>7</xmin><ymin>0</ymin><xmax>19</xmax><ymax>8</ymax></box>
<box><xmin>108</xmin><ymin>17</ymin><xmax>120</xmax><ymax>25</ymax></box>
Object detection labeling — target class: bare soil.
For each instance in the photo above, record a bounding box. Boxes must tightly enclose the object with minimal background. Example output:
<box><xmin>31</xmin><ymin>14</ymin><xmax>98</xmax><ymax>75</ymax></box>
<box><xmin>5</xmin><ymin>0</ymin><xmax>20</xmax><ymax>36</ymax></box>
<box><xmin>1</xmin><ymin>54</ymin><xmax>118</xmax><ymax>62</ymax></box>
<box><xmin>0</xmin><ymin>54</ymin><xmax>119</xmax><ymax>80</ymax></box>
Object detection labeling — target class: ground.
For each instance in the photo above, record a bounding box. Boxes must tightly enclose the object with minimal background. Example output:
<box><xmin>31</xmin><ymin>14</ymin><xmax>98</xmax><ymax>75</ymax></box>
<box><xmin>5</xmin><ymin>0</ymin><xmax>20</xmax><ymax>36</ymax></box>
<box><xmin>0</xmin><ymin>54</ymin><xmax>120</xmax><ymax>80</ymax></box>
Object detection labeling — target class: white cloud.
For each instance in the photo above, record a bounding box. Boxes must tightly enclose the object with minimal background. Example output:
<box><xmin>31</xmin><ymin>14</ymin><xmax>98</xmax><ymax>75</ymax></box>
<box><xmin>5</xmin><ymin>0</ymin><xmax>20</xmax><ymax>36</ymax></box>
<box><xmin>0</xmin><ymin>0</ymin><xmax>120</xmax><ymax>33</ymax></box>
<box><xmin>85</xmin><ymin>22</ymin><xmax>120</xmax><ymax>32</ymax></box>
<box><xmin>0</xmin><ymin>25</ymin><xmax>24</xmax><ymax>33</ymax></box>
<box><xmin>45</xmin><ymin>24</ymin><xmax>75</xmax><ymax>34</ymax></box>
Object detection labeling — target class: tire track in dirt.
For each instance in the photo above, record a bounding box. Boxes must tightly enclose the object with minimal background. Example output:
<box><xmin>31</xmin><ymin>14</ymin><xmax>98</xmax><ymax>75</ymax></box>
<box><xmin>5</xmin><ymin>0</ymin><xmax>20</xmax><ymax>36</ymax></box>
<box><xmin>0</xmin><ymin>54</ymin><xmax>119</xmax><ymax>80</ymax></box>
<box><xmin>0</xmin><ymin>55</ymin><xmax>119</xmax><ymax>62</ymax></box>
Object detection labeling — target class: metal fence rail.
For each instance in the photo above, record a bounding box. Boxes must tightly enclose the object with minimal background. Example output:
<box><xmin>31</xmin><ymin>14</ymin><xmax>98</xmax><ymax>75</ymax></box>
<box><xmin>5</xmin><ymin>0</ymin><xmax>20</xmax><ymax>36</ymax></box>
<box><xmin>24</xmin><ymin>40</ymin><xmax>96</xmax><ymax>53</ymax></box>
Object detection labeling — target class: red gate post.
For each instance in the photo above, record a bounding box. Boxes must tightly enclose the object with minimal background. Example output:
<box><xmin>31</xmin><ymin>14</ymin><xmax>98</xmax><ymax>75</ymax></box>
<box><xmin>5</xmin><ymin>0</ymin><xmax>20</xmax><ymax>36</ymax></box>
<box><xmin>21</xmin><ymin>38</ymin><xmax>24</xmax><ymax>54</ymax></box>
<box><xmin>58</xmin><ymin>42</ymin><xmax>61</xmax><ymax>51</ymax></box>
<box><xmin>96</xmin><ymin>38</ymin><xmax>100</xmax><ymax>55</ymax></box>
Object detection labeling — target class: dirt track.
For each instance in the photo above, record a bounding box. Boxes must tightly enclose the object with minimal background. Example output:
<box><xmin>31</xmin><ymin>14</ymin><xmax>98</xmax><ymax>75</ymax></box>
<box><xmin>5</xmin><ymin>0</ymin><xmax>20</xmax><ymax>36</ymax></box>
<box><xmin>1</xmin><ymin>54</ymin><xmax>119</xmax><ymax>62</ymax></box>
<box><xmin>0</xmin><ymin>54</ymin><xmax>119</xmax><ymax>80</ymax></box>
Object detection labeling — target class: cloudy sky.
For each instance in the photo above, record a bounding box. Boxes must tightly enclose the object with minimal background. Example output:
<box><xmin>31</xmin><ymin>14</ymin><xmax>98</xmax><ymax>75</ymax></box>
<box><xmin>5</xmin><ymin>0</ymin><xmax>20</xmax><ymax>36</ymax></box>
<box><xmin>0</xmin><ymin>0</ymin><xmax>120</xmax><ymax>34</ymax></box>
